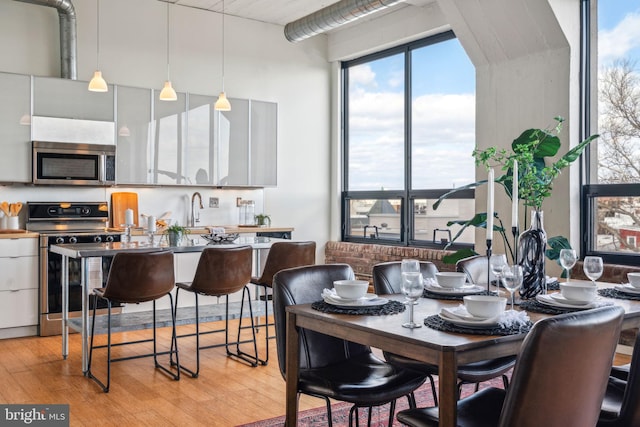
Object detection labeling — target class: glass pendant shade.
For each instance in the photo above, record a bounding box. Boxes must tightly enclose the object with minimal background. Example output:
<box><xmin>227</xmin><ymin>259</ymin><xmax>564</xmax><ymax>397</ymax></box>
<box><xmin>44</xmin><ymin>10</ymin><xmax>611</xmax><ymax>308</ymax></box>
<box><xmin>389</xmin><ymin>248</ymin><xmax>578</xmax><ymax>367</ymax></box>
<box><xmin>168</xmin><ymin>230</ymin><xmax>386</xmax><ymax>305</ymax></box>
<box><xmin>214</xmin><ymin>91</ymin><xmax>231</xmax><ymax>111</ymax></box>
<box><xmin>159</xmin><ymin>81</ymin><xmax>178</xmax><ymax>101</ymax></box>
<box><xmin>88</xmin><ymin>71</ymin><xmax>108</xmax><ymax>92</ymax></box>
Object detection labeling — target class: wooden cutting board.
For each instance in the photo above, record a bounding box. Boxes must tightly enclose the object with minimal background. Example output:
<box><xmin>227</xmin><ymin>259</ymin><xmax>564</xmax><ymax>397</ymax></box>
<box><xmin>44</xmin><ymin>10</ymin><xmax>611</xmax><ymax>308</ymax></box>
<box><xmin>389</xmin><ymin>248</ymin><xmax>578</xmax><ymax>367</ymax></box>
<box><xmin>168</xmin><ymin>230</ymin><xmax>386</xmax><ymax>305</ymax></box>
<box><xmin>111</xmin><ymin>192</ymin><xmax>139</xmax><ymax>228</ymax></box>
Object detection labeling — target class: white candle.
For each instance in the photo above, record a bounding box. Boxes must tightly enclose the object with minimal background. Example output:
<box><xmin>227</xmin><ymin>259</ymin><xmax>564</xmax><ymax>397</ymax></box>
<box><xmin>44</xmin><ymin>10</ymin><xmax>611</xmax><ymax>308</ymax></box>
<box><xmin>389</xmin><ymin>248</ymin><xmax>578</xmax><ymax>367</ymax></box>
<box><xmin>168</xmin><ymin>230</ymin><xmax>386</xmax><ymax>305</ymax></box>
<box><xmin>124</xmin><ymin>208</ymin><xmax>134</xmax><ymax>226</ymax></box>
<box><xmin>486</xmin><ymin>169</ymin><xmax>494</xmax><ymax>240</ymax></box>
<box><xmin>511</xmin><ymin>160</ymin><xmax>518</xmax><ymax>228</ymax></box>
<box><xmin>148</xmin><ymin>215</ymin><xmax>157</xmax><ymax>232</ymax></box>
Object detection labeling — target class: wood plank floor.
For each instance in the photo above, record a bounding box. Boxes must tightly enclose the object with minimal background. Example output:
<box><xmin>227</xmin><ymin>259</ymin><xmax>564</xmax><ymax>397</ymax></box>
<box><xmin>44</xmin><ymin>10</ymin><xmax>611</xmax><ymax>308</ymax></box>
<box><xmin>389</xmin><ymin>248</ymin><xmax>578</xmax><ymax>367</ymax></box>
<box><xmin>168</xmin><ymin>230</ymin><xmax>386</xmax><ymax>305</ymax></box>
<box><xmin>0</xmin><ymin>319</ymin><xmax>632</xmax><ymax>426</ymax></box>
<box><xmin>0</xmin><ymin>319</ymin><xmax>323</xmax><ymax>426</ymax></box>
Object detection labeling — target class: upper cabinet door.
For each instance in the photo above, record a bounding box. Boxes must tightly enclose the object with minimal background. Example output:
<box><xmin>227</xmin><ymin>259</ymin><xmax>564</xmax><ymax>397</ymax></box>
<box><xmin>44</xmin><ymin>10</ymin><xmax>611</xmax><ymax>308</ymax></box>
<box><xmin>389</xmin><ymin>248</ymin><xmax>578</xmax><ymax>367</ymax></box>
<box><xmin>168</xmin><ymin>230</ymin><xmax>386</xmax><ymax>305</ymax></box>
<box><xmin>0</xmin><ymin>72</ymin><xmax>31</xmax><ymax>183</ymax></box>
<box><xmin>250</xmin><ymin>100</ymin><xmax>277</xmax><ymax>186</ymax></box>
<box><xmin>185</xmin><ymin>94</ymin><xmax>215</xmax><ymax>186</ymax></box>
<box><xmin>152</xmin><ymin>91</ymin><xmax>187</xmax><ymax>185</ymax></box>
<box><xmin>33</xmin><ymin>76</ymin><xmax>114</xmax><ymax>121</ymax></box>
<box><xmin>116</xmin><ymin>86</ymin><xmax>153</xmax><ymax>185</ymax></box>
<box><xmin>218</xmin><ymin>98</ymin><xmax>250</xmax><ymax>186</ymax></box>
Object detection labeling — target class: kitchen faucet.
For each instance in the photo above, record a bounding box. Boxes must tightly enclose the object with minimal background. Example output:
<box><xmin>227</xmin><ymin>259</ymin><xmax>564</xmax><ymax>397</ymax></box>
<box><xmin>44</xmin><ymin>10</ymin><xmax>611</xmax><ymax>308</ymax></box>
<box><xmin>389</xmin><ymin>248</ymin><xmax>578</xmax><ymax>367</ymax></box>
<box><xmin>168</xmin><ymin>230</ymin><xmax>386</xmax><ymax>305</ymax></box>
<box><xmin>190</xmin><ymin>192</ymin><xmax>203</xmax><ymax>227</ymax></box>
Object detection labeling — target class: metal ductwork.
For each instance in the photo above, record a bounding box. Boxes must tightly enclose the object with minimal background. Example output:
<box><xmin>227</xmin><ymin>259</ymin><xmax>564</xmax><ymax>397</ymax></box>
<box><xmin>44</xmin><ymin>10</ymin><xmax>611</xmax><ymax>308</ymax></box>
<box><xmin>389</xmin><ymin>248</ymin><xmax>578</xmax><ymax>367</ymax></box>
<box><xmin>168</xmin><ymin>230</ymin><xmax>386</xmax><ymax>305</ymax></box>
<box><xmin>284</xmin><ymin>0</ymin><xmax>404</xmax><ymax>43</ymax></box>
<box><xmin>14</xmin><ymin>0</ymin><xmax>77</xmax><ymax>79</ymax></box>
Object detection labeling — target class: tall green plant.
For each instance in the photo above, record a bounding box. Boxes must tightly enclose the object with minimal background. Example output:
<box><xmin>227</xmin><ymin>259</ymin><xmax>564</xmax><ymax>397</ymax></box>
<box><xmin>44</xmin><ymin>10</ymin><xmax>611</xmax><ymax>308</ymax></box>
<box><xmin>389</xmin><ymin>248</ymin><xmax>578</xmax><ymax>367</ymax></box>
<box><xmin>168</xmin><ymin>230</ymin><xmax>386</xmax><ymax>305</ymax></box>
<box><xmin>435</xmin><ymin>116</ymin><xmax>599</xmax><ymax>265</ymax></box>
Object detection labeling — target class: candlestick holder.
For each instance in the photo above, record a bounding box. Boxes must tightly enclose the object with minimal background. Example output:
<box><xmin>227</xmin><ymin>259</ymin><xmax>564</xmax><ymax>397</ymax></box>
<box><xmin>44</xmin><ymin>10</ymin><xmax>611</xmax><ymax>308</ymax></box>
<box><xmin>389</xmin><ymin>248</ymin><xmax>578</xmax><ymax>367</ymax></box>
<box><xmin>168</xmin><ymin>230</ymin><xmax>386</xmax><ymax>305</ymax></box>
<box><xmin>486</xmin><ymin>239</ymin><xmax>492</xmax><ymax>294</ymax></box>
<box><xmin>121</xmin><ymin>224</ymin><xmax>133</xmax><ymax>245</ymax></box>
<box><xmin>511</xmin><ymin>226</ymin><xmax>520</xmax><ymax>264</ymax></box>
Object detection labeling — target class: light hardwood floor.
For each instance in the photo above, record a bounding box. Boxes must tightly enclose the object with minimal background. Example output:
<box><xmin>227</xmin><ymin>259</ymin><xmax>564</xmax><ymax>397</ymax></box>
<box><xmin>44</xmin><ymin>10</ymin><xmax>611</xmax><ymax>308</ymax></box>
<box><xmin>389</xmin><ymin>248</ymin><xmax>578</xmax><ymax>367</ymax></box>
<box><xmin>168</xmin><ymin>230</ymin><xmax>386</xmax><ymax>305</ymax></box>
<box><xmin>0</xmin><ymin>319</ymin><xmax>322</xmax><ymax>426</ymax></box>
<box><xmin>0</xmin><ymin>319</ymin><xmax>632</xmax><ymax>426</ymax></box>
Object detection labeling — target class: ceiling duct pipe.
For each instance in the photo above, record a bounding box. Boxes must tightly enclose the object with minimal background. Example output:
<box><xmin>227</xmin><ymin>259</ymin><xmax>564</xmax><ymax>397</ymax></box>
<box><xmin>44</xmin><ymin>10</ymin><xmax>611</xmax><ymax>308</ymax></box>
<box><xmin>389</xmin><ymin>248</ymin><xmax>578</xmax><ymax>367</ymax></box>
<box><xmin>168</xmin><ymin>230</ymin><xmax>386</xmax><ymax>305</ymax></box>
<box><xmin>14</xmin><ymin>0</ymin><xmax>77</xmax><ymax>79</ymax></box>
<box><xmin>284</xmin><ymin>0</ymin><xmax>404</xmax><ymax>43</ymax></box>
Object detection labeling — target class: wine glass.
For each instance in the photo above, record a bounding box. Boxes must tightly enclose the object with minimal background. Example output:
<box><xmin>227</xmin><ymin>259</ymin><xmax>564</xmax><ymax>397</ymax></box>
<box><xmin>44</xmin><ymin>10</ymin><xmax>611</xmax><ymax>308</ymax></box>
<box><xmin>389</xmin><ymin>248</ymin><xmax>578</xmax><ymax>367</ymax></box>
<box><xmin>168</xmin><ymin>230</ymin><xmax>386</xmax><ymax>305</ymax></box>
<box><xmin>583</xmin><ymin>256</ymin><xmax>603</xmax><ymax>284</ymax></box>
<box><xmin>401</xmin><ymin>271</ymin><xmax>424</xmax><ymax>328</ymax></box>
<box><xmin>559</xmin><ymin>249</ymin><xmax>577</xmax><ymax>282</ymax></box>
<box><xmin>501</xmin><ymin>265</ymin><xmax>523</xmax><ymax>312</ymax></box>
<box><xmin>401</xmin><ymin>259</ymin><xmax>421</xmax><ymax>304</ymax></box>
<box><xmin>490</xmin><ymin>254</ymin><xmax>508</xmax><ymax>294</ymax></box>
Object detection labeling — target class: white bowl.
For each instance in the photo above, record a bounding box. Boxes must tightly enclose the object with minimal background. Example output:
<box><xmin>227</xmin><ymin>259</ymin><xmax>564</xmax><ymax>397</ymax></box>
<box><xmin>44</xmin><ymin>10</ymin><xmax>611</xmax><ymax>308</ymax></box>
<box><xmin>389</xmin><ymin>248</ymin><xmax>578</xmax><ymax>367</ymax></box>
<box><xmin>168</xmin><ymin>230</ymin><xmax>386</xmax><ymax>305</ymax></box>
<box><xmin>560</xmin><ymin>282</ymin><xmax>597</xmax><ymax>303</ymax></box>
<box><xmin>628</xmin><ymin>272</ymin><xmax>640</xmax><ymax>288</ymax></box>
<box><xmin>463</xmin><ymin>295</ymin><xmax>507</xmax><ymax>318</ymax></box>
<box><xmin>435</xmin><ymin>272</ymin><xmax>467</xmax><ymax>288</ymax></box>
<box><xmin>333</xmin><ymin>280</ymin><xmax>369</xmax><ymax>300</ymax></box>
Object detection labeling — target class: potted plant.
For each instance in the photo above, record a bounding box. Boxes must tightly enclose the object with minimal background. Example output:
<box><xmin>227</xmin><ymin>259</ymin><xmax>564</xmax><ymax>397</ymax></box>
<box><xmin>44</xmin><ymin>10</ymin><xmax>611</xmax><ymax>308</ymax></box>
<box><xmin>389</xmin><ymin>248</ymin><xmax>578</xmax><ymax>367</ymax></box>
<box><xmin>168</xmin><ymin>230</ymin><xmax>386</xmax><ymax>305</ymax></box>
<box><xmin>164</xmin><ymin>223</ymin><xmax>190</xmax><ymax>247</ymax></box>
<box><xmin>254</xmin><ymin>214</ymin><xmax>271</xmax><ymax>227</ymax></box>
<box><xmin>434</xmin><ymin>117</ymin><xmax>599</xmax><ymax>296</ymax></box>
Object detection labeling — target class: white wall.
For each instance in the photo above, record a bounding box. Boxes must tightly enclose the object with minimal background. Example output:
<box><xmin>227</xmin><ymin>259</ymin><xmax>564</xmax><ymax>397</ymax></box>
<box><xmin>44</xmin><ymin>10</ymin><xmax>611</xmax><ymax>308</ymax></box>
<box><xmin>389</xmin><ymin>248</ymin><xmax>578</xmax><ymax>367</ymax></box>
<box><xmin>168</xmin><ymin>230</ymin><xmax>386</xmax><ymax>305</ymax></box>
<box><xmin>0</xmin><ymin>0</ymin><xmax>331</xmax><ymax>260</ymax></box>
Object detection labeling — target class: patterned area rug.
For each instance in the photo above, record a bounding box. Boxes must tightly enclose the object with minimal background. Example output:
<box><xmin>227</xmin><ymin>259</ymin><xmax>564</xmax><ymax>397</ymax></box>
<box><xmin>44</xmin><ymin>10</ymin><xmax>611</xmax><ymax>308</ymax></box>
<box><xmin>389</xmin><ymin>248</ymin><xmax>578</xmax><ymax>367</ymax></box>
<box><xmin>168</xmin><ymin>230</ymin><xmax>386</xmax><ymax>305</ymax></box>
<box><xmin>237</xmin><ymin>373</ymin><xmax>510</xmax><ymax>427</ymax></box>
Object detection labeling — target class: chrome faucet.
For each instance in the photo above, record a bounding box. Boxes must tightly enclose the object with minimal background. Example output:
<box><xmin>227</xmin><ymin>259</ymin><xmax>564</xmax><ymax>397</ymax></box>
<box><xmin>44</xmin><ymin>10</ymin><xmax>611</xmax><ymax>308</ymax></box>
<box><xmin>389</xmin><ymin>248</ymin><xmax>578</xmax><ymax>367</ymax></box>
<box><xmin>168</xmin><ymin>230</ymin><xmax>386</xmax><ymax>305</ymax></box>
<box><xmin>190</xmin><ymin>192</ymin><xmax>203</xmax><ymax>227</ymax></box>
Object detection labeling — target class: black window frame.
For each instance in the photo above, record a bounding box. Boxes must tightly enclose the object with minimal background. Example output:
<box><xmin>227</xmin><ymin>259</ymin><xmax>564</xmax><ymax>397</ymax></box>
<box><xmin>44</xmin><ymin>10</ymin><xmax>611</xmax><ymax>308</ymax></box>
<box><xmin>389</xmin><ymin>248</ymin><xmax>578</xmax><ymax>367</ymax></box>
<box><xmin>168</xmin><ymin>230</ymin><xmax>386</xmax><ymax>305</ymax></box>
<box><xmin>341</xmin><ymin>30</ymin><xmax>475</xmax><ymax>251</ymax></box>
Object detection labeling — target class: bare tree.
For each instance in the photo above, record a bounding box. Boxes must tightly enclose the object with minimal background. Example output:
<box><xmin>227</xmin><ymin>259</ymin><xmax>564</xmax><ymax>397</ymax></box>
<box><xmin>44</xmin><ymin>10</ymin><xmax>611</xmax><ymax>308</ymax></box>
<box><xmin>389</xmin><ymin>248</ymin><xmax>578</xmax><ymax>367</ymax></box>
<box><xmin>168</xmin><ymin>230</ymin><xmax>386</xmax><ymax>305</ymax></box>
<box><xmin>596</xmin><ymin>59</ymin><xmax>640</xmax><ymax>252</ymax></box>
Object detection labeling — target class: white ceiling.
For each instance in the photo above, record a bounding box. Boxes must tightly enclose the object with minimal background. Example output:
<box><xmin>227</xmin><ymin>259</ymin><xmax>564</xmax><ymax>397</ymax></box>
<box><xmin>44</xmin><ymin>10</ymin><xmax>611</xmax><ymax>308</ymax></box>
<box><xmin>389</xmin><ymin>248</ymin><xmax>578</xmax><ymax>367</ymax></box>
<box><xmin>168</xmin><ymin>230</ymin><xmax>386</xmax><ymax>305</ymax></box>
<box><xmin>159</xmin><ymin>0</ymin><xmax>435</xmax><ymax>29</ymax></box>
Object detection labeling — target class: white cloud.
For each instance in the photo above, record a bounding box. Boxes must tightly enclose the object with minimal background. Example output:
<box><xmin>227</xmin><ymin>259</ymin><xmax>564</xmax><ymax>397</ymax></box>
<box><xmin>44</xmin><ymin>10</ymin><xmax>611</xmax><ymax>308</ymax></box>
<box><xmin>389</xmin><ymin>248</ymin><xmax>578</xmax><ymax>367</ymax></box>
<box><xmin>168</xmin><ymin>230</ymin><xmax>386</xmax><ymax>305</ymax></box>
<box><xmin>349</xmin><ymin>64</ymin><xmax>377</xmax><ymax>87</ymax></box>
<box><xmin>599</xmin><ymin>11</ymin><xmax>640</xmax><ymax>66</ymax></box>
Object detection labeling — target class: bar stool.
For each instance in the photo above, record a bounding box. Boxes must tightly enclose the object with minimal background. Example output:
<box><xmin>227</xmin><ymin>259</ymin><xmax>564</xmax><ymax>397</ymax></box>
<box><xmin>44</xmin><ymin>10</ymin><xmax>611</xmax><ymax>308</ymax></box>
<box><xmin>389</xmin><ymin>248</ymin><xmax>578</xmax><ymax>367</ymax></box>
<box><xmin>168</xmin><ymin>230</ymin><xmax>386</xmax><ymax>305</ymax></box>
<box><xmin>87</xmin><ymin>250</ymin><xmax>179</xmax><ymax>393</ymax></box>
<box><xmin>250</xmin><ymin>241</ymin><xmax>316</xmax><ymax>365</ymax></box>
<box><xmin>174</xmin><ymin>246</ymin><xmax>258</xmax><ymax>377</ymax></box>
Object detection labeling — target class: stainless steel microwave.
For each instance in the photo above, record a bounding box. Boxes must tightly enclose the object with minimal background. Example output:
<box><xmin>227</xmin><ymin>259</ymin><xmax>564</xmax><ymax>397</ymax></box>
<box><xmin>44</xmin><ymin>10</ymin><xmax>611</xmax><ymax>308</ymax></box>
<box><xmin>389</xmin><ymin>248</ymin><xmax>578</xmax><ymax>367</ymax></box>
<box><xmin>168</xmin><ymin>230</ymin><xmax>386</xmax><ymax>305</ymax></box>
<box><xmin>32</xmin><ymin>141</ymin><xmax>116</xmax><ymax>186</ymax></box>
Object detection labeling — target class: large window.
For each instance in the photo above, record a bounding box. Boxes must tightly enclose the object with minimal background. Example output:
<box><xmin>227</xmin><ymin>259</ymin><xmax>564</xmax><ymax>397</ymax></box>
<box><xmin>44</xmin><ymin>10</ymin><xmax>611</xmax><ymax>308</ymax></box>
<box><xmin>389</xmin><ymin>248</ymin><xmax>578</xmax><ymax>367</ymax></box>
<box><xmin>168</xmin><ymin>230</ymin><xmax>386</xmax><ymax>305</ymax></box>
<box><xmin>583</xmin><ymin>0</ymin><xmax>640</xmax><ymax>264</ymax></box>
<box><xmin>342</xmin><ymin>32</ymin><xmax>476</xmax><ymax>248</ymax></box>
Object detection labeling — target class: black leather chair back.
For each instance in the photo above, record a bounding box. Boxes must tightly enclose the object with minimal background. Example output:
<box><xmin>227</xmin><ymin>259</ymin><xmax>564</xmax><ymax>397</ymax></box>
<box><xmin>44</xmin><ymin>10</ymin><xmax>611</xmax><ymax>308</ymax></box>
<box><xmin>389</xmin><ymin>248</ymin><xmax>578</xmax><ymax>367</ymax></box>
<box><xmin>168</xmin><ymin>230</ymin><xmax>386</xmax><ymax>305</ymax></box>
<box><xmin>500</xmin><ymin>306</ymin><xmax>624</xmax><ymax>427</ymax></box>
<box><xmin>456</xmin><ymin>255</ymin><xmax>488</xmax><ymax>285</ymax></box>
<box><xmin>190</xmin><ymin>246</ymin><xmax>252</xmax><ymax>296</ymax></box>
<box><xmin>272</xmin><ymin>263</ymin><xmax>369</xmax><ymax>378</ymax></box>
<box><xmin>103</xmin><ymin>251</ymin><xmax>175</xmax><ymax>303</ymax></box>
<box><xmin>253</xmin><ymin>241</ymin><xmax>316</xmax><ymax>287</ymax></box>
<box><xmin>372</xmin><ymin>261</ymin><xmax>439</xmax><ymax>294</ymax></box>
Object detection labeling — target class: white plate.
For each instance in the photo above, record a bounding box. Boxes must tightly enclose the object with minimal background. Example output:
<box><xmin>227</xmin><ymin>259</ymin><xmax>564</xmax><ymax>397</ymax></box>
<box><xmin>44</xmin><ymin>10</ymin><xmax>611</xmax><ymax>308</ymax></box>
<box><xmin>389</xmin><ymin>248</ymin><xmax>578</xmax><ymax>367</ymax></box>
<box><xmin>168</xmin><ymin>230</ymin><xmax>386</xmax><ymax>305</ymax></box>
<box><xmin>536</xmin><ymin>294</ymin><xmax>596</xmax><ymax>309</ymax></box>
<box><xmin>324</xmin><ymin>292</ymin><xmax>379</xmax><ymax>304</ymax></box>
<box><xmin>323</xmin><ymin>295</ymin><xmax>389</xmax><ymax>308</ymax></box>
<box><xmin>549</xmin><ymin>293</ymin><xmax>593</xmax><ymax>306</ymax></box>
<box><xmin>425</xmin><ymin>283</ymin><xmax>485</xmax><ymax>295</ymax></box>
<box><xmin>615</xmin><ymin>284</ymin><xmax>640</xmax><ymax>295</ymax></box>
<box><xmin>438</xmin><ymin>310</ymin><xmax>500</xmax><ymax>328</ymax></box>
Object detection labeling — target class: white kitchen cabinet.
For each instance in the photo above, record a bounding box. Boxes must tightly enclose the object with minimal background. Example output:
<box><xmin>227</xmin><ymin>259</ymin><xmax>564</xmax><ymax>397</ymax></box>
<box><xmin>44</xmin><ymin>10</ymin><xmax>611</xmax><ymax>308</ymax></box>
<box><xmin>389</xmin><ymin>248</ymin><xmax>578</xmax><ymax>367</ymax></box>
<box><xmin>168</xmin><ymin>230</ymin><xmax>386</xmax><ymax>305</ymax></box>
<box><xmin>116</xmin><ymin>86</ymin><xmax>153</xmax><ymax>184</ymax></box>
<box><xmin>250</xmin><ymin>100</ymin><xmax>277</xmax><ymax>186</ymax></box>
<box><xmin>33</xmin><ymin>76</ymin><xmax>114</xmax><ymax>121</ymax></box>
<box><xmin>0</xmin><ymin>237</ymin><xmax>39</xmax><ymax>338</ymax></box>
<box><xmin>0</xmin><ymin>72</ymin><xmax>31</xmax><ymax>183</ymax></box>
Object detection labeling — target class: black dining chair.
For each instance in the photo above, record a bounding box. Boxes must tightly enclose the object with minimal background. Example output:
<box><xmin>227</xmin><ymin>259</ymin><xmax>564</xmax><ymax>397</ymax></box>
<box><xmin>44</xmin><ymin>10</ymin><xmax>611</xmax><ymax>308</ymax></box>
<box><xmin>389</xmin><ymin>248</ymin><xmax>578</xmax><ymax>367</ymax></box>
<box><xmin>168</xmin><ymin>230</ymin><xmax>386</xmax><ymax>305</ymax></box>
<box><xmin>273</xmin><ymin>263</ymin><xmax>428</xmax><ymax>427</ymax></box>
<box><xmin>598</xmin><ymin>331</ymin><xmax>640</xmax><ymax>427</ymax></box>
<box><xmin>396</xmin><ymin>306</ymin><xmax>625</xmax><ymax>427</ymax></box>
<box><xmin>372</xmin><ymin>260</ymin><xmax>516</xmax><ymax>404</ymax></box>
<box><xmin>87</xmin><ymin>250</ymin><xmax>180</xmax><ymax>393</ymax></box>
<box><xmin>456</xmin><ymin>255</ymin><xmax>490</xmax><ymax>286</ymax></box>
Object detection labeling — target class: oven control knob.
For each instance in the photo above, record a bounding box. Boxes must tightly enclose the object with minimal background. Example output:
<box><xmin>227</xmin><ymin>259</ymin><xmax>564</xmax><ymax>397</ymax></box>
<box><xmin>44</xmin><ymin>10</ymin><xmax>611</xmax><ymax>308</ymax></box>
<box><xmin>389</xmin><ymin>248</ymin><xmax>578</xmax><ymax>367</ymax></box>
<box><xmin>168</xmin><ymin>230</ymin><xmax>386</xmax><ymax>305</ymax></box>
<box><xmin>105</xmin><ymin>235</ymin><xmax>115</xmax><ymax>243</ymax></box>
<box><xmin>55</xmin><ymin>237</ymin><xmax>65</xmax><ymax>244</ymax></box>
<box><xmin>81</xmin><ymin>207</ymin><xmax>91</xmax><ymax>215</ymax></box>
<box><xmin>93</xmin><ymin>236</ymin><xmax>102</xmax><ymax>243</ymax></box>
<box><xmin>69</xmin><ymin>236</ymin><xmax>78</xmax><ymax>244</ymax></box>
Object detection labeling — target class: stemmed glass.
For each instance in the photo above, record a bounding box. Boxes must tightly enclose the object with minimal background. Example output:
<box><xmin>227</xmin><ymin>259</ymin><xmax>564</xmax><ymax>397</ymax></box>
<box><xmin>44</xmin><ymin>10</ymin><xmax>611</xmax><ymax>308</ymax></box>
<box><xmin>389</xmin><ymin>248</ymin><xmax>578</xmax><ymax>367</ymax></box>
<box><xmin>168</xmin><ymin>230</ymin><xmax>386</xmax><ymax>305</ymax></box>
<box><xmin>501</xmin><ymin>265</ymin><xmax>523</xmax><ymax>312</ymax></box>
<box><xmin>583</xmin><ymin>256</ymin><xmax>604</xmax><ymax>285</ymax></box>
<box><xmin>490</xmin><ymin>254</ymin><xmax>508</xmax><ymax>295</ymax></box>
<box><xmin>401</xmin><ymin>269</ymin><xmax>424</xmax><ymax>329</ymax></box>
<box><xmin>401</xmin><ymin>259</ymin><xmax>421</xmax><ymax>305</ymax></box>
<box><xmin>559</xmin><ymin>249</ymin><xmax>577</xmax><ymax>282</ymax></box>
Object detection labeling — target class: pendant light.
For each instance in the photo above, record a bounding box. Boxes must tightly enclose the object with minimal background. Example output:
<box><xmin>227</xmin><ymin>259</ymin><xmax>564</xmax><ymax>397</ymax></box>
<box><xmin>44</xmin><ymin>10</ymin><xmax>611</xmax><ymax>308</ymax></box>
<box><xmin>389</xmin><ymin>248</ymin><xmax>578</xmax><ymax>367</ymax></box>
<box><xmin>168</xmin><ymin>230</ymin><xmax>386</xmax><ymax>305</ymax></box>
<box><xmin>214</xmin><ymin>0</ymin><xmax>231</xmax><ymax>111</ymax></box>
<box><xmin>159</xmin><ymin>1</ymin><xmax>177</xmax><ymax>101</ymax></box>
<box><xmin>88</xmin><ymin>0</ymin><xmax>108</xmax><ymax>92</ymax></box>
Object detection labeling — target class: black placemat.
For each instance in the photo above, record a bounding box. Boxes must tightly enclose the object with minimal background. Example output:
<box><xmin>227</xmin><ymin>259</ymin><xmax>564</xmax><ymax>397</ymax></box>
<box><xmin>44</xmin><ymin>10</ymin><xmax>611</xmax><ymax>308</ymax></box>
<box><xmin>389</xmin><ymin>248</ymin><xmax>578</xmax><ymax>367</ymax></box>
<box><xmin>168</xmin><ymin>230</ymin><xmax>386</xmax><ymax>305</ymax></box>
<box><xmin>424</xmin><ymin>314</ymin><xmax>532</xmax><ymax>336</ymax></box>
<box><xmin>311</xmin><ymin>300</ymin><xmax>406</xmax><ymax>315</ymax></box>
<box><xmin>518</xmin><ymin>299</ymin><xmax>613</xmax><ymax>315</ymax></box>
<box><xmin>599</xmin><ymin>287</ymin><xmax>640</xmax><ymax>301</ymax></box>
<box><xmin>422</xmin><ymin>289</ymin><xmax>498</xmax><ymax>301</ymax></box>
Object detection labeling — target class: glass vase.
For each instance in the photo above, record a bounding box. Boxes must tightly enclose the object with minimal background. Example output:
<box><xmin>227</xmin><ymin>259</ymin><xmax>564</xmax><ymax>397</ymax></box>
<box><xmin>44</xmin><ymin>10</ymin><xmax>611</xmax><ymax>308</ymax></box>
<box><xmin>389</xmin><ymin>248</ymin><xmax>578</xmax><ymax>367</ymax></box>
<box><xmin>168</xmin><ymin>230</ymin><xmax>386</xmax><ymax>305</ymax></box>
<box><xmin>517</xmin><ymin>210</ymin><xmax>547</xmax><ymax>299</ymax></box>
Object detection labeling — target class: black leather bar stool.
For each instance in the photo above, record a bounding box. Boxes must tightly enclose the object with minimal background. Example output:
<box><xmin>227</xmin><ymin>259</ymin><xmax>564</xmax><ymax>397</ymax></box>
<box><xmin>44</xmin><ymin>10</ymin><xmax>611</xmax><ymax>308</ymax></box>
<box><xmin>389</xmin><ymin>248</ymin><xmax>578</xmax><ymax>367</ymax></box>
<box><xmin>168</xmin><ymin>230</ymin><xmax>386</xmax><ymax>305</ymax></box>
<box><xmin>250</xmin><ymin>241</ymin><xmax>316</xmax><ymax>365</ymax></box>
<box><xmin>174</xmin><ymin>246</ymin><xmax>258</xmax><ymax>376</ymax></box>
<box><xmin>87</xmin><ymin>250</ymin><xmax>179</xmax><ymax>393</ymax></box>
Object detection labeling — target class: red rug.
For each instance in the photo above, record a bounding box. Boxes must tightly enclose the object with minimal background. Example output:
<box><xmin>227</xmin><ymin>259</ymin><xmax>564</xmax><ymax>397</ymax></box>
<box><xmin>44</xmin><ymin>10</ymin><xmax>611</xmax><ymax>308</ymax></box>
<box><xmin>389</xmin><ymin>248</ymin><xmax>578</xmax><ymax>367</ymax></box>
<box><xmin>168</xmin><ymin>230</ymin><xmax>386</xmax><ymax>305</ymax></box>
<box><xmin>237</xmin><ymin>374</ymin><xmax>510</xmax><ymax>427</ymax></box>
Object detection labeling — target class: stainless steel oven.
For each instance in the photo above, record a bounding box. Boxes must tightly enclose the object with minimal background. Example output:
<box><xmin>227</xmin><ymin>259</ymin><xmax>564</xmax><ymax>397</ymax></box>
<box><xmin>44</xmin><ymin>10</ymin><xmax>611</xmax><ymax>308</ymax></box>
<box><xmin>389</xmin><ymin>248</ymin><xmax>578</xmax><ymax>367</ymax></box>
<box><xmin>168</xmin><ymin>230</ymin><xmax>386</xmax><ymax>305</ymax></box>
<box><xmin>26</xmin><ymin>202</ymin><xmax>123</xmax><ymax>336</ymax></box>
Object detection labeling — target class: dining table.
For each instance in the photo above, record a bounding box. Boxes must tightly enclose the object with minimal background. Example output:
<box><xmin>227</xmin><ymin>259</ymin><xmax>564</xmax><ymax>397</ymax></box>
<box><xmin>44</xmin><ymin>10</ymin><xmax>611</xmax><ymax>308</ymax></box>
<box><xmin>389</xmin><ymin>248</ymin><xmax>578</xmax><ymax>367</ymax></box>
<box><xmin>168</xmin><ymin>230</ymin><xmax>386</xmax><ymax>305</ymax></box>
<box><xmin>50</xmin><ymin>236</ymin><xmax>292</xmax><ymax>373</ymax></box>
<box><xmin>284</xmin><ymin>279</ymin><xmax>640</xmax><ymax>427</ymax></box>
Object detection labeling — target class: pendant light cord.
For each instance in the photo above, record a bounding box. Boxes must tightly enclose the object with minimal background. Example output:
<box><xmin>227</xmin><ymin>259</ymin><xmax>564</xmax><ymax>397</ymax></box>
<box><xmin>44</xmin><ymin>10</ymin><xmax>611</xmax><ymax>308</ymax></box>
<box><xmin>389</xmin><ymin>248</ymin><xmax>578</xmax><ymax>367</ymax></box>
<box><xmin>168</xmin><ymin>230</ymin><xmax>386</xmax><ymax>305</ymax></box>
<box><xmin>96</xmin><ymin>0</ymin><xmax>100</xmax><ymax>69</ymax></box>
<box><xmin>166</xmin><ymin>2</ymin><xmax>171</xmax><ymax>81</ymax></box>
<box><xmin>221</xmin><ymin>0</ymin><xmax>225</xmax><ymax>90</ymax></box>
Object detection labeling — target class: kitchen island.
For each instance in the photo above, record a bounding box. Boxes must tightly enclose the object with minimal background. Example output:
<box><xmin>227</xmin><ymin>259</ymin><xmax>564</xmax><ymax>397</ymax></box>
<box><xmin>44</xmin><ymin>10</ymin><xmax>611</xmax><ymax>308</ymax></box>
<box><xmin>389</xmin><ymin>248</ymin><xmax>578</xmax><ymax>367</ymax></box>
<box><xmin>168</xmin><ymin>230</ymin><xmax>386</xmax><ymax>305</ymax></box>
<box><xmin>50</xmin><ymin>236</ymin><xmax>293</xmax><ymax>373</ymax></box>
